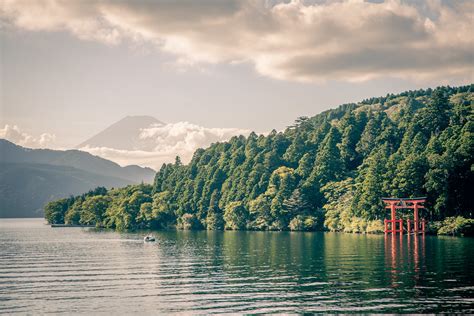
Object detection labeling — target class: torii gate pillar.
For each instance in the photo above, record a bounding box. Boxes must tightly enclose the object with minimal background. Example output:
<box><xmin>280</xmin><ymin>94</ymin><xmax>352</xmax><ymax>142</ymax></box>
<box><xmin>383</xmin><ymin>199</ymin><xmax>403</xmax><ymax>234</ymax></box>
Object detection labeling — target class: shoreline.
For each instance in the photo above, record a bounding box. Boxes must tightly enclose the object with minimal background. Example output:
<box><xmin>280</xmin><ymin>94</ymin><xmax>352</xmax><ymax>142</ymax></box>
<box><xmin>50</xmin><ymin>224</ymin><xmax>95</xmax><ymax>228</ymax></box>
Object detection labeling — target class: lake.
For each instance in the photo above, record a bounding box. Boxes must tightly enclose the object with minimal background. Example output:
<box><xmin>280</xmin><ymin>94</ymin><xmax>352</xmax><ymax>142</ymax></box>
<box><xmin>0</xmin><ymin>218</ymin><xmax>473</xmax><ymax>314</ymax></box>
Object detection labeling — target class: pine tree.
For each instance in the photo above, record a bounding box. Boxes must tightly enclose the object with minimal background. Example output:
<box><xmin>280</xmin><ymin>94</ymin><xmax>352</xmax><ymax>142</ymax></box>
<box><xmin>419</xmin><ymin>88</ymin><xmax>450</xmax><ymax>136</ymax></box>
<box><xmin>353</xmin><ymin>146</ymin><xmax>389</xmax><ymax>219</ymax></box>
<box><xmin>206</xmin><ymin>190</ymin><xmax>224</xmax><ymax>230</ymax></box>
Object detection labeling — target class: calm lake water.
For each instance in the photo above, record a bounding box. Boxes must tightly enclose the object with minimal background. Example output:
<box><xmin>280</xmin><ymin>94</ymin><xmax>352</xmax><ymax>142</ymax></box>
<box><xmin>0</xmin><ymin>219</ymin><xmax>473</xmax><ymax>314</ymax></box>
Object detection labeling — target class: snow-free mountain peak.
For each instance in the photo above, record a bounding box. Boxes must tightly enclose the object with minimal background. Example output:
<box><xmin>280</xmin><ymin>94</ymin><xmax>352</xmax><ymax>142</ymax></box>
<box><xmin>77</xmin><ymin>115</ymin><xmax>164</xmax><ymax>151</ymax></box>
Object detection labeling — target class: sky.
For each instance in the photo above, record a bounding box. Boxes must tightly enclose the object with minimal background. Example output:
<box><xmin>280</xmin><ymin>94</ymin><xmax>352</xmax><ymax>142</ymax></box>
<box><xmin>0</xmin><ymin>0</ymin><xmax>472</xmax><ymax>169</ymax></box>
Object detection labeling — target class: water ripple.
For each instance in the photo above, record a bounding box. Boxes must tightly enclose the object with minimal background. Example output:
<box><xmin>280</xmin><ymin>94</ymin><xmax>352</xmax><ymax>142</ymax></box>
<box><xmin>1</xmin><ymin>219</ymin><xmax>473</xmax><ymax>314</ymax></box>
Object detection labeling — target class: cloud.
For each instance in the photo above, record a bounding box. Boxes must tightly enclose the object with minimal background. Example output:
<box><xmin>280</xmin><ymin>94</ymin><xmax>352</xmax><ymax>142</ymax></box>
<box><xmin>1</xmin><ymin>121</ymin><xmax>249</xmax><ymax>168</ymax></box>
<box><xmin>0</xmin><ymin>125</ymin><xmax>56</xmax><ymax>148</ymax></box>
<box><xmin>80</xmin><ymin>121</ymin><xmax>250</xmax><ymax>169</ymax></box>
<box><xmin>1</xmin><ymin>0</ymin><xmax>472</xmax><ymax>83</ymax></box>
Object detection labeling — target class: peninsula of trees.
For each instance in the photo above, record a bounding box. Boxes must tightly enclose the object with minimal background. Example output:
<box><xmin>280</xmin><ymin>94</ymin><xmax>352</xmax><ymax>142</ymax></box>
<box><xmin>45</xmin><ymin>85</ymin><xmax>473</xmax><ymax>234</ymax></box>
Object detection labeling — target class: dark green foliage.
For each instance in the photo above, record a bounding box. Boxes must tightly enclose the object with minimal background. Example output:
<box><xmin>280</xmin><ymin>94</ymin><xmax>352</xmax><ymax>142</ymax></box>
<box><xmin>436</xmin><ymin>216</ymin><xmax>474</xmax><ymax>236</ymax></box>
<box><xmin>177</xmin><ymin>213</ymin><xmax>202</xmax><ymax>230</ymax></box>
<box><xmin>45</xmin><ymin>85</ymin><xmax>474</xmax><ymax>232</ymax></box>
<box><xmin>44</xmin><ymin>197</ymin><xmax>74</xmax><ymax>224</ymax></box>
<box><xmin>353</xmin><ymin>146</ymin><xmax>389</xmax><ymax>220</ymax></box>
<box><xmin>206</xmin><ymin>190</ymin><xmax>224</xmax><ymax>230</ymax></box>
<box><xmin>79</xmin><ymin>195</ymin><xmax>111</xmax><ymax>226</ymax></box>
<box><xmin>224</xmin><ymin>201</ymin><xmax>249</xmax><ymax>230</ymax></box>
<box><xmin>105</xmin><ymin>184</ymin><xmax>152</xmax><ymax>230</ymax></box>
<box><xmin>301</xmin><ymin>126</ymin><xmax>344</xmax><ymax>209</ymax></box>
<box><xmin>288</xmin><ymin>214</ymin><xmax>322</xmax><ymax>231</ymax></box>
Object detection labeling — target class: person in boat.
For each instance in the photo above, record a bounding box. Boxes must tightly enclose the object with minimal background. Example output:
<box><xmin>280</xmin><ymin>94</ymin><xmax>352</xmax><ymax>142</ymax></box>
<box><xmin>144</xmin><ymin>234</ymin><xmax>155</xmax><ymax>241</ymax></box>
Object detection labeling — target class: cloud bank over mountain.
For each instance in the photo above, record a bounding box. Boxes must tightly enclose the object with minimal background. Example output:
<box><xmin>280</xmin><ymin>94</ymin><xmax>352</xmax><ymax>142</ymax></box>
<box><xmin>80</xmin><ymin>122</ymin><xmax>250</xmax><ymax>170</ymax></box>
<box><xmin>0</xmin><ymin>120</ymin><xmax>250</xmax><ymax>170</ymax></box>
<box><xmin>0</xmin><ymin>125</ymin><xmax>56</xmax><ymax>148</ymax></box>
<box><xmin>80</xmin><ymin>121</ymin><xmax>251</xmax><ymax>169</ymax></box>
<box><xmin>1</xmin><ymin>0</ymin><xmax>472</xmax><ymax>83</ymax></box>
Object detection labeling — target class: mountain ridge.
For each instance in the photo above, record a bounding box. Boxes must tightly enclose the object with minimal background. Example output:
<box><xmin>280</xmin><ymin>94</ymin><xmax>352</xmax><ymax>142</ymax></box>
<box><xmin>0</xmin><ymin>139</ymin><xmax>155</xmax><ymax>183</ymax></box>
<box><xmin>0</xmin><ymin>139</ymin><xmax>156</xmax><ymax>218</ymax></box>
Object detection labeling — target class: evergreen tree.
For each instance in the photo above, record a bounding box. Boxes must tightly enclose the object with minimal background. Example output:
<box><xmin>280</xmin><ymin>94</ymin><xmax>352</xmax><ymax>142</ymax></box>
<box><xmin>224</xmin><ymin>201</ymin><xmax>249</xmax><ymax>230</ymax></box>
<box><xmin>419</xmin><ymin>88</ymin><xmax>450</xmax><ymax>136</ymax></box>
<box><xmin>302</xmin><ymin>127</ymin><xmax>344</xmax><ymax>208</ymax></box>
<box><xmin>353</xmin><ymin>146</ymin><xmax>389</xmax><ymax>219</ymax></box>
<box><xmin>206</xmin><ymin>190</ymin><xmax>224</xmax><ymax>230</ymax></box>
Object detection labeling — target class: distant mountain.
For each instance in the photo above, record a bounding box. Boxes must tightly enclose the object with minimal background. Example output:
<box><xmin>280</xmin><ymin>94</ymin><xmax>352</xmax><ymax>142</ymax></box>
<box><xmin>0</xmin><ymin>139</ymin><xmax>156</xmax><ymax>218</ymax></box>
<box><xmin>77</xmin><ymin>115</ymin><xmax>164</xmax><ymax>151</ymax></box>
<box><xmin>0</xmin><ymin>139</ymin><xmax>155</xmax><ymax>184</ymax></box>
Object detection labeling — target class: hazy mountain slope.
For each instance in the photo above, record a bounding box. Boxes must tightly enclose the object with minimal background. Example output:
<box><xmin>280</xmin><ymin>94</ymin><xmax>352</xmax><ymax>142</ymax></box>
<box><xmin>0</xmin><ymin>140</ymin><xmax>156</xmax><ymax>218</ymax></box>
<box><xmin>0</xmin><ymin>163</ymin><xmax>132</xmax><ymax>218</ymax></box>
<box><xmin>77</xmin><ymin>115</ymin><xmax>163</xmax><ymax>150</ymax></box>
<box><xmin>0</xmin><ymin>139</ymin><xmax>155</xmax><ymax>183</ymax></box>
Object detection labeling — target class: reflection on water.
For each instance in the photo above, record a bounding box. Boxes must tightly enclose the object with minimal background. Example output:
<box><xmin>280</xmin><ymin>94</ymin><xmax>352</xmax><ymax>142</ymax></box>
<box><xmin>0</xmin><ymin>219</ymin><xmax>473</xmax><ymax>314</ymax></box>
<box><xmin>385</xmin><ymin>234</ymin><xmax>426</xmax><ymax>289</ymax></box>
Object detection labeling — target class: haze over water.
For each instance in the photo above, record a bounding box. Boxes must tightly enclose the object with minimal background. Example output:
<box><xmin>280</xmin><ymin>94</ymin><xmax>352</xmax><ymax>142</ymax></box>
<box><xmin>1</xmin><ymin>219</ymin><xmax>473</xmax><ymax>314</ymax></box>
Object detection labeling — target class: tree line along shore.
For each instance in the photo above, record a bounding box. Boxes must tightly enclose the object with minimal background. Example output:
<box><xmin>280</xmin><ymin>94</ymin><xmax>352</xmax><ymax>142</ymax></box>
<box><xmin>45</xmin><ymin>85</ymin><xmax>474</xmax><ymax>236</ymax></box>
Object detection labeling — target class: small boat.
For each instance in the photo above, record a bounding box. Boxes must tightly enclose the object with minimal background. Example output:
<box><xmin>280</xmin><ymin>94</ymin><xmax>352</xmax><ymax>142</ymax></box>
<box><xmin>144</xmin><ymin>234</ymin><xmax>156</xmax><ymax>242</ymax></box>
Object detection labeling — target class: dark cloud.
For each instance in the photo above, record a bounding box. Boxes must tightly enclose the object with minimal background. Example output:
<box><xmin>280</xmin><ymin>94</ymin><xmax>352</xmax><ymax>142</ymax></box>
<box><xmin>1</xmin><ymin>0</ymin><xmax>472</xmax><ymax>82</ymax></box>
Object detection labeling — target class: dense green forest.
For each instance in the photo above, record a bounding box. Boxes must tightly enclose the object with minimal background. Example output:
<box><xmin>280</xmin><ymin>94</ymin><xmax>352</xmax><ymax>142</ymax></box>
<box><xmin>45</xmin><ymin>85</ymin><xmax>474</xmax><ymax>234</ymax></box>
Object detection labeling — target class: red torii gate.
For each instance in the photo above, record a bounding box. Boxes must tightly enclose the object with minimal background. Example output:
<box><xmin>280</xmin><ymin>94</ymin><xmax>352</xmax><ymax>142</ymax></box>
<box><xmin>382</xmin><ymin>197</ymin><xmax>426</xmax><ymax>234</ymax></box>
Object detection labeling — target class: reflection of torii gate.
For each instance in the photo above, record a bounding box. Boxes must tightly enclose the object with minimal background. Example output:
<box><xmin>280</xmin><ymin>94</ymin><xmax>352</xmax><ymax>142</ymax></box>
<box><xmin>382</xmin><ymin>197</ymin><xmax>426</xmax><ymax>234</ymax></box>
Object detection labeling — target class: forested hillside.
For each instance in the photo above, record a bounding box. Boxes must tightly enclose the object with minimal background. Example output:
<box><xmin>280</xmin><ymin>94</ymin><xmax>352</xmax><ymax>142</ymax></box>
<box><xmin>45</xmin><ymin>85</ymin><xmax>473</xmax><ymax>233</ymax></box>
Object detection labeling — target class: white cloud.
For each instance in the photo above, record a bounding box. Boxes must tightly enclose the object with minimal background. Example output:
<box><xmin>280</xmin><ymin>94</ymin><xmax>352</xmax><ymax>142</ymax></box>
<box><xmin>1</xmin><ymin>121</ymin><xmax>249</xmax><ymax>168</ymax></box>
<box><xmin>80</xmin><ymin>121</ymin><xmax>250</xmax><ymax>169</ymax></box>
<box><xmin>0</xmin><ymin>125</ymin><xmax>56</xmax><ymax>148</ymax></box>
<box><xmin>1</xmin><ymin>0</ymin><xmax>472</xmax><ymax>83</ymax></box>
<box><xmin>78</xmin><ymin>147</ymin><xmax>178</xmax><ymax>170</ymax></box>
